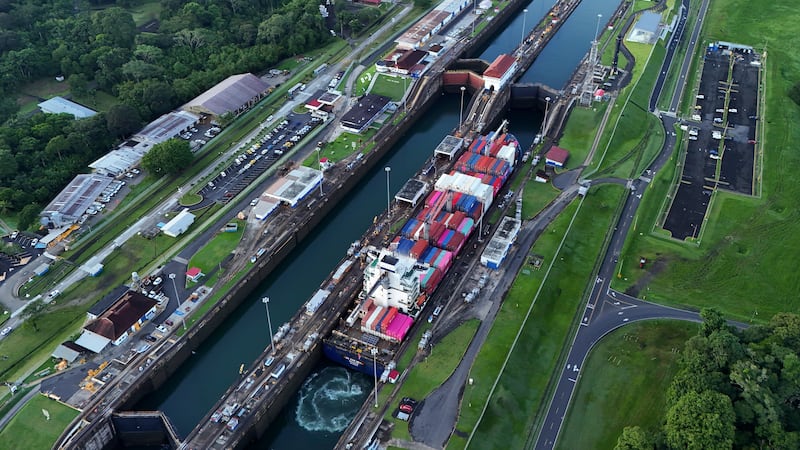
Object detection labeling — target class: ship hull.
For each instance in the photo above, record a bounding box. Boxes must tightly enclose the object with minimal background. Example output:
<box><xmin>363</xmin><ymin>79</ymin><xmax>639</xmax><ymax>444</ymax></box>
<box><xmin>322</xmin><ymin>342</ymin><xmax>386</xmax><ymax>376</ymax></box>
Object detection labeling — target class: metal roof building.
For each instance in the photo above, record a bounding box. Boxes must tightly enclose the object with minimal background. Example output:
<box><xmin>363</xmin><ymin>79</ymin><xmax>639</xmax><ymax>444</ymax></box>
<box><xmin>76</xmin><ymin>291</ymin><xmax>158</xmax><ymax>352</ymax></box>
<box><xmin>161</xmin><ymin>208</ymin><xmax>196</xmax><ymax>237</ymax></box>
<box><xmin>134</xmin><ymin>111</ymin><xmax>199</xmax><ymax>145</ymax></box>
<box><xmin>263</xmin><ymin>166</ymin><xmax>323</xmax><ymax>207</ymax></box>
<box><xmin>183</xmin><ymin>73</ymin><xmax>271</xmax><ymax>117</ymax></box>
<box><xmin>40</xmin><ymin>174</ymin><xmax>113</xmax><ymax>228</ymax></box>
<box><xmin>38</xmin><ymin>96</ymin><xmax>97</xmax><ymax>119</ymax></box>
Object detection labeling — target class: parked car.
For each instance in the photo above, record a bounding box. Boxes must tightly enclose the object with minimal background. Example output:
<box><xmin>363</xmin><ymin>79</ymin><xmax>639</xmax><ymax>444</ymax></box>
<box><xmin>1</xmin><ymin>327</ymin><xmax>12</xmax><ymax>336</ymax></box>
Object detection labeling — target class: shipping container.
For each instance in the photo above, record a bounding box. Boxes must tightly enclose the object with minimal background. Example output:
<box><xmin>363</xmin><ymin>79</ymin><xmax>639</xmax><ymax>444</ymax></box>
<box><xmin>410</xmin><ymin>240</ymin><xmax>429</xmax><ymax>259</ymax></box>
<box><xmin>397</xmin><ymin>238</ymin><xmax>415</xmax><ymax>255</ymax></box>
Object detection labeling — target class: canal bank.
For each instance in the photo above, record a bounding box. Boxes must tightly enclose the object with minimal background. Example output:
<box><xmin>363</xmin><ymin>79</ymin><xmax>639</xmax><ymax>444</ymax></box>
<box><xmin>135</xmin><ymin>0</ymin><xmax>623</xmax><ymax>448</ymax></box>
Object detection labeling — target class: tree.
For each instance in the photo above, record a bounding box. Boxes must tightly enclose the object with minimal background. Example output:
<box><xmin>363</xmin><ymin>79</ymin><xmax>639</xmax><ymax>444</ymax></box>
<box><xmin>615</xmin><ymin>426</ymin><xmax>651</xmax><ymax>450</ymax></box>
<box><xmin>141</xmin><ymin>138</ymin><xmax>193</xmax><ymax>175</ymax></box>
<box><xmin>106</xmin><ymin>104</ymin><xmax>141</xmax><ymax>138</ymax></box>
<box><xmin>701</xmin><ymin>308</ymin><xmax>728</xmax><ymax>336</ymax></box>
<box><xmin>17</xmin><ymin>203</ymin><xmax>41</xmax><ymax>231</ymax></box>
<box><xmin>665</xmin><ymin>390</ymin><xmax>735</xmax><ymax>450</ymax></box>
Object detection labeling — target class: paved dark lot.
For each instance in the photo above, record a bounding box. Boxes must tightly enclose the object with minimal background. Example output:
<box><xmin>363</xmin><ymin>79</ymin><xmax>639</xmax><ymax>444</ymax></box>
<box><xmin>663</xmin><ymin>45</ymin><xmax>761</xmax><ymax>240</ymax></box>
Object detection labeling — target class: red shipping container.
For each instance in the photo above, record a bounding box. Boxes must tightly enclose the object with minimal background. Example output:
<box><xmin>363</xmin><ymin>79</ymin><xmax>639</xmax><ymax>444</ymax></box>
<box><xmin>410</xmin><ymin>240</ymin><xmax>429</xmax><ymax>259</ymax></box>
<box><xmin>382</xmin><ymin>307</ymin><xmax>397</xmax><ymax>330</ymax></box>
<box><xmin>429</xmin><ymin>222</ymin><xmax>445</xmax><ymax>243</ymax></box>
<box><xmin>424</xmin><ymin>269</ymin><xmax>444</xmax><ymax>294</ymax></box>
<box><xmin>448</xmin><ymin>232</ymin><xmax>465</xmax><ymax>253</ymax></box>
<box><xmin>452</xmin><ymin>211</ymin><xmax>466</xmax><ymax>227</ymax></box>
<box><xmin>361</xmin><ymin>298</ymin><xmax>375</xmax><ymax>325</ymax></box>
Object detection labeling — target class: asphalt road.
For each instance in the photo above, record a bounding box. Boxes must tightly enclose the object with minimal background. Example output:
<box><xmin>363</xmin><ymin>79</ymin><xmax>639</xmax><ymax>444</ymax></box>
<box><xmin>534</xmin><ymin>0</ymin><xmax>710</xmax><ymax>447</ymax></box>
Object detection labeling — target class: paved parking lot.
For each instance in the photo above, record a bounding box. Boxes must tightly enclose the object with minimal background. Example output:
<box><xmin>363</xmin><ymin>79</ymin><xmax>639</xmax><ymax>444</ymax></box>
<box><xmin>195</xmin><ymin>112</ymin><xmax>323</xmax><ymax>208</ymax></box>
<box><xmin>663</xmin><ymin>44</ymin><xmax>761</xmax><ymax>240</ymax></box>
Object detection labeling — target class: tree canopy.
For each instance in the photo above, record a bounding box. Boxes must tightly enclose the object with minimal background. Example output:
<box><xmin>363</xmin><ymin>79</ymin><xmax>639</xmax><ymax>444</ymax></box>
<box><xmin>141</xmin><ymin>138</ymin><xmax>193</xmax><ymax>175</ymax></box>
<box><xmin>616</xmin><ymin>309</ymin><xmax>800</xmax><ymax>449</ymax></box>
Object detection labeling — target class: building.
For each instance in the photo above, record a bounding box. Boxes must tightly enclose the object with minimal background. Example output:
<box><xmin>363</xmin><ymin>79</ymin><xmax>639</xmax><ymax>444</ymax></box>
<box><xmin>545</xmin><ymin>146</ymin><xmax>570</xmax><ymax>167</ymax></box>
<box><xmin>134</xmin><ymin>111</ymin><xmax>199</xmax><ymax>146</ymax></box>
<box><xmin>628</xmin><ymin>11</ymin><xmax>661</xmax><ymax>44</ymax></box>
<box><xmin>162</xmin><ymin>208</ymin><xmax>195</xmax><ymax>237</ymax></box>
<box><xmin>483</xmin><ymin>54</ymin><xmax>518</xmax><ymax>90</ymax></box>
<box><xmin>183</xmin><ymin>73</ymin><xmax>271</xmax><ymax>118</ymax></box>
<box><xmin>40</xmin><ymin>174</ymin><xmax>113</xmax><ymax>228</ymax></box>
<box><xmin>87</xmin><ymin>286</ymin><xmax>130</xmax><ymax>322</ymax></box>
<box><xmin>262</xmin><ymin>166</ymin><xmax>323</xmax><ymax>207</ymax></box>
<box><xmin>51</xmin><ymin>341</ymin><xmax>86</xmax><ymax>363</ymax></box>
<box><xmin>75</xmin><ymin>291</ymin><xmax>158</xmax><ymax>353</ymax></box>
<box><xmin>38</xmin><ymin>96</ymin><xmax>97</xmax><ymax>119</ymax></box>
<box><xmin>186</xmin><ymin>267</ymin><xmax>204</xmax><ymax>282</ymax></box>
<box><xmin>395</xmin><ymin>0</ymin><xmax>469</xmax><ymax>50</ymax></box>
<box><xmin>481</xmin><ymin>216</ymin><xmax>521</xmax><ymax>269</ymax></box>
<box><xmin>340</xmin><ymin>94</ymin><xmax>392</xmax><ymax>134</ymax></box>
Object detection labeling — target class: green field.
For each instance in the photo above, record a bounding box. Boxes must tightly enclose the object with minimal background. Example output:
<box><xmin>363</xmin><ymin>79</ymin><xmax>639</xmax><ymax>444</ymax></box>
<box><xmin>611</xmin><ymin>0</ymin><xmax>800</xmax><ymax>322</ymax></box>
<box><xmin>188</xmin><ymin>219</ymin><xmax>245</xmax><ymax>273</ymax></box>
<box><xmin>557</xmin><ymin>320</ymin><xmax>699</xmax><ymax>450</ymax></box>
<box><xmin>557</xmin><ymin>104</ymin><xmax>609</xmax><ymax>169</ymax></box>
<box><xmin>450</xmin><ymin>184</ymin><xmax>626</xmax><ymax>449</ymax></box>
<box><xmin>0</xmin><ymin>394</ymin><xmax>80</xmax><ymax>450</ymax></box>
<box><xmin>369</xmin><ymin>74</ymin><xmax>409</xmax><ymax>101</ymax></box>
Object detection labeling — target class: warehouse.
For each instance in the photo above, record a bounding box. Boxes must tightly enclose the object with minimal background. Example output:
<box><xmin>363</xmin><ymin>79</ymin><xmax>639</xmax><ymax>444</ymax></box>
<box><xmin>134</xmin><ymin>110</ymin><xmax>199</xmax><ymax>146</ymax></box>
<box><xmin>263</xmin><ymin>166</ymin><xmax>323</xmax><ymax>207</ymax></box>
<box><xmin>40</xmin><ymin>174</ymin><xmax>113</xmax><ymax>228</ymax></box>
<box><xmin>183</xmin><ymin>73</ymin><xmax>271</xmax><ymax>117</ymax></box>
<box><xmin>76</xmin><ymin>291</ymin><xmax>158</xmax><ymax>352</ymax></box>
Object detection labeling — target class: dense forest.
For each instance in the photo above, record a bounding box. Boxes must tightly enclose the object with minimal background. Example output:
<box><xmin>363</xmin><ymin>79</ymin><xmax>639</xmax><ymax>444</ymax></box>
<box><xmin>0</xmin><ymin>0</ymin><xmax>378</xmax><ymax>228</ymax></box>
<box><xmin>615</xmin><ymin>310</ymin><xmax>800</xmax><ymax>449</ymax></box>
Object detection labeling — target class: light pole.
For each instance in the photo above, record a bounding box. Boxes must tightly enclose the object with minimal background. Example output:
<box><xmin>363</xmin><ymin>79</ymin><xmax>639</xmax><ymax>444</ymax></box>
<box><xmin>459</xmin><ymin>86</ymin><xmax>466</xmax><ymax>129</ymax></box>
<box><xmin>384</xmin><ymin>167</ymin><xmax>391</xmax><ymax>214</ymax></box>
<box><xmin>521</xmin><ymin>9</ymin><xmax>528</xmax><ymax>47</ymax></box>
<box><xmin>594</xmin><ymin>13</ymin><xmax>603</xmax><ymax>42</ymax></box>
<box><xmin>168</xmin><ymin>273</ymin><xmax>179</xmax><ymax>303</ymax></box>
<box><xmin>370</xmin><ymin>347</ymin><xmax>378</xmax><ymax>407</ymax></box>
<box><xmin>317</xmin><ymin>147</ymin><xmax>324</xmax><ymax>196</ymax></box>
<box><xmin>543</xmin><ymin>96</ymin><xmax>551</xmax><ymax>136</ymax></box>
<box><xmin>262</xmin><ymin>297</ymin><xmax>276</xmax><ymax>355</ymax></box>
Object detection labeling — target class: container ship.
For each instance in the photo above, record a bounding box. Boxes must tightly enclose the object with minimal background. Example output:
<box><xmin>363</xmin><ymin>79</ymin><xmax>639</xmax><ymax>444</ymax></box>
<box><xmin>323</xmin><ymin>125</ymin><xmax>520</xmax><ymax>376</ymax></box>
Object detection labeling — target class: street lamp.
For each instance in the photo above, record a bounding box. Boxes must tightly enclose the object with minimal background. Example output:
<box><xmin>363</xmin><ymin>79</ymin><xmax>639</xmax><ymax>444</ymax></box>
<box><xmin>262</xmin><ymin>297</ymin><xmax>276</xmax><ymax>355</ymax></box>
<box><xmin>317</xmin><ymin>147</ymin><xmax>324</xmax><ymax>196</ymax></box>
<box><xmin>521</xmin><ymin>9</ymin><xmax>528</xmax><ymax>48</ymax></box>
<box><xmin>169</xmin><ymin>273</ymin><xmax>185</xmax><ymax>330</ymax></box>
<box><xmin>594</xmin><ymin>13</ymin><xmax>603</xmax><ymax>42</ymax></box>
<box><xmin>543</xmin><ymin>96</ymin><xmax>551</xmax><ymax>136</ymax></box>
<box><xmin>384</xmin><ymin>167</ymin><xmax>391</xmax><ymax>214</ymax></box>
<box><xmin>370</xmin><ymin>347</ymin><xmax>379</xmax><ymax>407</ymax></box>
<box><xmin>459</xmin><ymin>86</ymin><xmax>466</xmax><ymax>129</ymax></box>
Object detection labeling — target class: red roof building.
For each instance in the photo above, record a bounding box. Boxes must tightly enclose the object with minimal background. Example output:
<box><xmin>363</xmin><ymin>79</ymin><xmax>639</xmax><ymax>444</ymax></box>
<box><xmin>545</xmin><ymin>146</ymin><xmax>570</xmax><ymax>167</ymax></box>
<box><xmin>483</xmin><ymin>54</ymin><xmax>518</xmax><ymax>90</ymax></box>
<box><xmin>77</xmin><ymin>291</ymin><xmax>158</xmax><ymax>352</ymax></box>
<box><xmin>186</xmin><ymin>267</ymin><xmax>203</xmax><ymax>282</ymax></box>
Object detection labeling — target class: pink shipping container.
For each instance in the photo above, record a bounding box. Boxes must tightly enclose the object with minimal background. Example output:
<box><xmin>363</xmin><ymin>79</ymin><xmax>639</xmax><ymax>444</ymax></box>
<box><xmin>386</xmin><ymin>313</ymin><xmax>414</xmax><ymax>341</ymax></box>
<box><xmin>434</xmin><ymin>250</ymin><xmax>453</xmax><ymax>272</ymax></box>
<box><xmin>426</xmin><ymin>190</ymin><xmax>443</xmax><ymax>207</ymax></box>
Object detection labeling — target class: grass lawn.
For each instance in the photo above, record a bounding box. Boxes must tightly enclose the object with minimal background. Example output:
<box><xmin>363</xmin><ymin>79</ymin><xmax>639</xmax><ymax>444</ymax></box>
<box><xmin>610</xmin><ymin>0</ymin><xmax>800</xmax><ymax>323</ymax></box>
<box><xmin>557</xmin><ymin>320</ymin><xmax>699</xmax><ymax>450</ymax></box>
<box><xmin>385</xmin><ymin>319</ymin><xmax>481</xmax><ymax>441</ymax></box>
<box><xmin>179</xmin><ymin>192</ymin><xmax>203</xmax><ymax>206</ymax></box>
<box><xmin>0</xmin><ymin>394</ymin><xmax>80</xmax><ymax>450</ymax></box>
<box><xmin>0</xmin><ymin>306</ymin><xmax>85</xmax><ymax>382</ymax></box>
<box><xmin>188</xmin><ymin>219</ymin><xmax>245</xmax><ymax>272</ymax></box>
<box><xmin>520</xmin><ymin>181</ymin><xmax>561</xmax><ymax>220</ymax></box>
<box><xmin>72</xmin><ymin>90</ymin><xmax>119</xmax><ymax>113</ymax></box>
<box><xmin>557</xmin><ymin>104</ymin><xmax>608</xmax><ymax>169</ymax></box>
<box><xmin>354</xmin><ymin>66</ymin><xmax>378</xmax><ymax>96</ymax></box>
<box><xmin>451</xmin><ymin>184</ymin><xmax>626</xmax><ymax>449</ymax></box>
<box><xmin>369</xmin><ymin>74</ymin><xmax>409</xmax><ymax>101</ymax></box>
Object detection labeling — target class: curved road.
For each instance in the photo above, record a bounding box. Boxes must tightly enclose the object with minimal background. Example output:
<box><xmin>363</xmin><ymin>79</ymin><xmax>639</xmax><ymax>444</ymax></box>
<box><xmin>535</xmin><ymin>0</ymin><xmax>711</xmax><ymax>447</ymax></box>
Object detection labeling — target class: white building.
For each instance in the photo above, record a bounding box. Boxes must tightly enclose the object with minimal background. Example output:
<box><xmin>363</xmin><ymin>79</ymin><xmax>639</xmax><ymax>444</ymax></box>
<box><xmin>162</xmin><ymin>208</ymin><xmax>195</xmax><ymax>237</ymax></box>
<box><xmin>483</xmin><ymin>54</ymin><xmax>518</xmax><ymax>91</ymax></box>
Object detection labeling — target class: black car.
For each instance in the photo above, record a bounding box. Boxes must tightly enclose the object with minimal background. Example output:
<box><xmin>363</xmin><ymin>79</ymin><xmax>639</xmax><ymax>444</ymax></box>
<box><xmin>144</xmin><ymin>334</ymin><xmax>158</xmax><ymax>343</ymax></box>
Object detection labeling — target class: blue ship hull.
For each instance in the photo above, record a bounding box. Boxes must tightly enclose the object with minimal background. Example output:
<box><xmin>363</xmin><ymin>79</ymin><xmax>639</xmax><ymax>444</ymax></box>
<box><xmin>323</xmin><ymin>342</ymin><xmax>386</xmax><ymax>376</ymax></box>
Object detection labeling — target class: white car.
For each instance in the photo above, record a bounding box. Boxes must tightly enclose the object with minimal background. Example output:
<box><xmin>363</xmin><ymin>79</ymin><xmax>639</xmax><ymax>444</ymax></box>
<box><xmin>1</xmin><ymin>327</ymin><xmax>12</xmax><ymax>336</ymax></box>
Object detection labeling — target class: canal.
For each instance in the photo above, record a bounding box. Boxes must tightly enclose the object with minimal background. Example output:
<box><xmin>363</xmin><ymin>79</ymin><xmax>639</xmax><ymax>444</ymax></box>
<box><xmin>136</xmin><ymin>0</ymin><xmax>622</xmax><ymax>447</ymax></box>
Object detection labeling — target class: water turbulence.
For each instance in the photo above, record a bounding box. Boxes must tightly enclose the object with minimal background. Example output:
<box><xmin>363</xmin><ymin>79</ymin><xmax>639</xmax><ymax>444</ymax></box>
<box><xmin>294</xmin><ymin>367</ymin><xmax>371</xmax><ymax>432</ymax></box>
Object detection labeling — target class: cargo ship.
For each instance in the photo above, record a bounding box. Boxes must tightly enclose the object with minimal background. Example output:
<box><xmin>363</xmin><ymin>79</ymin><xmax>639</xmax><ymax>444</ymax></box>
<box><xmin>322</xmin><ymin>125</ymin><xmax>520</xmax><ymax>376</ymax></box>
